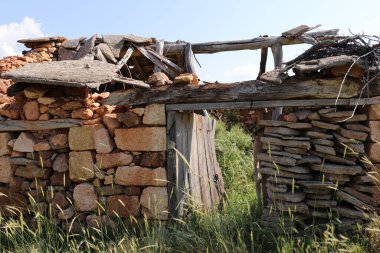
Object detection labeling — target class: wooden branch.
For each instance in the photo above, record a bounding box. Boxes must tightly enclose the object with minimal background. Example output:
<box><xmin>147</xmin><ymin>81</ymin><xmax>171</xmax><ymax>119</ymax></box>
<box><xmin>103</xmin><ymin>77</ymin><xmax>362</xmax><ymax>106</ymax></box>
<box><xmin>111</xmin><ymin>77</ymin><xmax>150</xmax><ymax>89</ymax></box>
<box><xmin>136</xmin><ymin>46</ymin><xmax>177</xmax><ymax>78</ymax></box>
<box><xmin>161</xmin><ymin>29</ymin><xmax>340</xmax><ymax>55</ymax></box>
<box><xmin>165</xmin><ymin>97</ymin><xmax>380</xmax><ymax>111</ymax></box>
<box><xmin>185</xmin><ymin>43</ymin><xmax>196</xmax><ymax>74</ymax></box>
<box><xmin>257</xmin><ymin>40</ymin><xmax>268</xmax><ymax>79</ymax></box>
<box><xmin>154</xmin><ymin>40</ymin><xmax>164</xmax><ymax>73</ymax></box>
<box><xmin>0</xmin><ymin>119</ymin><xmax>84</xmax><ymax>131</ymax></box>
<box><xmin>114</xmin><ymin>46</ymin><xmax>134</xmax><ymax>72</ymax></box>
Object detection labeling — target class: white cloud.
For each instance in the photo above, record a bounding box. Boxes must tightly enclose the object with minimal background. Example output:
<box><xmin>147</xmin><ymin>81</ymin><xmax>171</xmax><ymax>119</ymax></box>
<box><xmin>0</xmin><ymin>17</ymin><xmax>45</xmax><ymax>58</ymax></box>
<box><xmin>224</xmin><ymin>63</ymin><xmax>260</xmax><ymax>81</ymax></box>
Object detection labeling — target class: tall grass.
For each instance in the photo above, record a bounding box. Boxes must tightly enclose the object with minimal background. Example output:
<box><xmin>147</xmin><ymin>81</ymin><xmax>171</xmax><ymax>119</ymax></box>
<box><xmin>0</xmin><ymin>121</ymin><xmax>378</xmax><ymax>252</ymax></box>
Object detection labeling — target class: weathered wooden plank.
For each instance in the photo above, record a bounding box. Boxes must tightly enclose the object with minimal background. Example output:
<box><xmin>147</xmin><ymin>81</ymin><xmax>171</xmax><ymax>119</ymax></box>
<box><xmin>111</xmin><ymin>77</ymin><xmax>150</xmax><ymax>89</ymax></box>
<box><xmin>148</xmin><ymin>47</ymin><xmax>184</xmax><ymax>73</ymax></box>
<box><xmin>104</xmin><ymin>77</ymin><xmax>362</xmax><ymax>106</ymax></box>
<box><xmin>271</xmin><ymin>43</ymin><xmax>283</xmax><ymax>120</ymax></box>
<box><xmin>114</xmin><ymin>46</ymin><xmax>134</xmax><ymax>72</ymax></box>
<box><xmin>0</xmin><ymin>119</ymin><xmax>84</xmax><ymax>131</ymax></box>
<box><xmin>153</xmin><ymin>40</ymin><xmax>164</xmax><ymax>73</ymax></box>
<box><xmin>189</xmin><ymin>113</ymin><xmax>202</xmax><ymax>209</ymax></box>
<box><xmin>185</xmin><ymin>43</ymin><xmax>196</xmax><ymax>74</ymax></box>
<box><xmin>165</xmin><ymin>97</ymin><xmax>380</xmax><ymax>111</ymax></box>
<box><xmin>136</xmin><ymin>46</ymin><xmax>177</xmax><ymax>78</ymax></box>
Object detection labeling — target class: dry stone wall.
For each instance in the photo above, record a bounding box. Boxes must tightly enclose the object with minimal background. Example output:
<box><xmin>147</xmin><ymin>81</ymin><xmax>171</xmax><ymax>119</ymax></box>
<box><xmin>0</xmin><ymin>85</ymin><xmax>168</xmax><ymax>231</ymax></box>
<box><xmin>258</xmin><ymin>106</ymin><xmax>378</xmax><ymax>232</ymax></box>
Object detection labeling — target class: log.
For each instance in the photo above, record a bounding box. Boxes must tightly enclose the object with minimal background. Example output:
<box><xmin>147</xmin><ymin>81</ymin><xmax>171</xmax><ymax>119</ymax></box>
<box><xmin>147</xmin><ymin>47</ymin><xmax>183</xmax><ymax>73</ymax></box>
<box><xmin>184</xmin><ymin>43</ymin><xmax>196</xmax><ymax>74</ymax></box>
<box><xmin>153</xmin><ymin>40</ymin><xmax>164</xmax><ymax>73</ymax></box>
<box><xmin>0</xmin><ymin>119</ymin><xmax>84</xmax><ymax>131</ymax></box>
<box><xmin>103</xmin><ymin>77</ymin><xmax>362</xmax><ymax>106</ymax></box>
<box><xmin>161</xmin><ymin>29</ymin><xmax>340</xmax><ymax>55</ymax></box>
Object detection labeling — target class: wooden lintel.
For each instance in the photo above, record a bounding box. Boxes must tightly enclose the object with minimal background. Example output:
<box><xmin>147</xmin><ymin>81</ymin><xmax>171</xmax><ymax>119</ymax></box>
<box><xmin>0</xmin><ymin>119</ymin><xmax>84</xmax><ymax>131</ymax></box>
<box><xmin>165</xmin><ymin>97</ymin><xmax>380</xmax><ymax>111</ymax></box>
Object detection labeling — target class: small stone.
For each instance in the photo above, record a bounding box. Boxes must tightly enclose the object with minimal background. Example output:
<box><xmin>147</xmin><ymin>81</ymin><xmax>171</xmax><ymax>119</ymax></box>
<box><xmin>106</xmin><ymin>195</ymin><xmax>139</xmax><ymax>217</ymax></box>
<box><xmin>367</xmin><ymin>104</ymin><xmax>380</xmax><ymax>120</ymax></box>
<box><xmin>50</xmin><ymin>133</ymin><xmax>68</xmax><ymax>149</ymax></box>
<box><xmin>24</xmin><ymin>86</ymin><xmax>49</xmax><ymax>99</ymax></box>
<box><xmin>61</xmin><ymin>101</ymin><xmax>83</xmax><ymax>111</ymax></box>
<box><xmin>311</xmin><ymin>120</ymin><xmax>339</xmax><ymax>130</ymax></box>
<box><xmin>14</xmin><ymin>165</ymin><xmax>50</xmax><ymax>180</ymax></box>
<box><xmin>38</xmin><ymin>113</ymin><xmax>51</xmax><ymax>121</ymax></box>
<box><xmin>115</xmin><ymin>127</ymin><xmax>166</xmax><ymax>151</ymax></box>
<box><xmin>50</xmin><ymin>172</ymin><xmax>71</xmax><ymax>187</ymax></box>
<box><xmin>0</xmin><ymin>133</ymin><xmax>12</xmax><ymax>156</ymax></box>
<box><xmin>33</xmin><ymin>141</ymin><xmax>51</xmax><ymax>151</ymax></box>
<box><xmin>140</xmin><ymin>152</ymin><xmax>166</xmax><ymax>167</ymax></box>
<box><xmin>106</xmin><ymin>168</ymin><xmax>115</xmax><ymax>175</ymax></box>
<box><xmin>57</xmin><ymin>206</ymin><xmax>75</xmax><ymax>220</ymax></box>
<box><xmin>39</xmin><ymin>105</ymin><xmax>49</xmax><ymax>113</ymax></box>
<box><xmin>95</xmin><ymin>105</ymin><xmax>115</xmax><ymax>116</ymax></box>
<box><xmin>280</xmin><ymin>113</ymin><xmax>297</xmax><ymax>122</ymax></box>
<box><xmin>52</xmin><ymin>191</ymin><xmax>70</xmax><ymax>209</ymax></box>
<box><xmin>37</xmin><ymin>97</ymin><xmax>56</xmax><ymax>105</ymax></box>
<box><xmin>73</xmin><ymin>183</ymin><xmax>97</xmax><ymax>212</ymax></box>
<box><xmin>95</xmin><ymin>152</ymin><xmax>133</xmax><ymax>169</ymax></box>
<box><xmin>104</xmin><ymin>175</ymin><xmax>113</xmax><ymax>185</ymax></box>
<box><xmin>140</xmin><ymin>187</ymin><xmax>168</xmax><ymax>220</ymax></box>
<box><xmin>86</xmin><ymin>215</ymin><xmax>102</xmax><ymax>229</ymax></box>
<box><xmin>147</xmin><ymin>72</ymin><xmax>170</xmax><ymax>86</ymax></box>
<box><xmin>48</xmin><ymin>107</ymin><xmax>70</xmax><ymax>119</ymax></box>
<box><xmin>23</xmin><ymin>101</ymin><xmax>40</xmax><ymax>121</ymax></box>
<box><xmin>173</xmin><ymin>73</ymin><xmax>198</xmax><ymax>85</ymax></box>
<box><xmin>13</xmin><ymin>132</ymin><xmax>36</xmax><ymax>152</ymax></box>
<box><xmin>69</xmin><ymin>151</ymin><xmax>95</xmax><ymax>182</ymax></box>
<box><xmin>143</xmin><ymin>104</ymin><xmax>166</xmax><ymax>125</ymax></box>
<box><xmin>115</xmin><ymin>166</ymin><xmax>167</xmax><ymax>186</ymax></box>
<box><xmin>95</xmin><ymin>171</ymin><xmax>106</xmax><ymax>179</ymax></box>
<box><xmin>53</xmin><ymin>153</ymin><xmax>69</xmax><ymax>172</ymax></box>
<box><xmin>71</xmin><ymin>108</ymin><xmax>93</xmax><ymax>120</ymax></box>
<box><xmin>93</xmin><ymin>177</ymin><xmax>101</xmax><ymax>187</ymax></box>
<box><xmin>94</xmin><ymin>127</ymin><xmax>115</xmax><ymax>153</ymax></box>
<box><xmin>0</xmin><ymin>157</ymin><xmax>14</xmax><ymax>183</ymax></box>
<box><xmin>130</xmin><ymin>108</ymin><xmax>144</xmax><ymax>116</ymax></box>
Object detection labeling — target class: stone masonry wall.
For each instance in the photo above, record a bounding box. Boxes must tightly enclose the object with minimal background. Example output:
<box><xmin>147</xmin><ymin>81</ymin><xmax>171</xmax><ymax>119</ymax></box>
<box><xmin>0</xmin><ymin>86</ymin><xmax>168</xmax><ymax>231</ymax></box>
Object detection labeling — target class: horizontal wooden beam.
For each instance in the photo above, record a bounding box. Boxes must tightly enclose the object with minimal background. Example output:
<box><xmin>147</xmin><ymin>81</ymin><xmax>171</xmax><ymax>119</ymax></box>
<box><xmin>166</xmin><ymin>97</ymin><xmax>380</xmax><ymax>111</ymax></box>
<box><xmin>162</xmin><ymin>29</ymin><xmax>340</xmax><ymax>55</ymax></box>
<box><xmin>0</xmin><ymin>119</ymin><xmax>84</xmax><ymax>131</ymax></box>
<box><xmin>103</xmin><ymin>77</ymin><xmax>361</xmax><ymax>106</ymax></box>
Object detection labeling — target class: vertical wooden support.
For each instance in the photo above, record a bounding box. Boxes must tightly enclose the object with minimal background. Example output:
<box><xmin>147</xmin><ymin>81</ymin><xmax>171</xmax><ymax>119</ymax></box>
<box><xmin>166</xmin><ymin>111</ymin><xmax>226</xmax><ymax>217</ymax></box>
<box><xmin>154</xmin><ymin>40</ymin><xmax>164</xmax><ymax>73</ymax></box>
<box><xmin>257</xmin><ymin>35</ymin><xmax>269</xmax><ymax>79</ymax></box>
<box><xmin>271</xmin><ymin>43</ymin><xmax>283</xmax><ymax>120</ymax></box>
<box><xmin>184</xmin><ymin>43</ymin><xmax>196</xmax><ymax>74</ymax></box>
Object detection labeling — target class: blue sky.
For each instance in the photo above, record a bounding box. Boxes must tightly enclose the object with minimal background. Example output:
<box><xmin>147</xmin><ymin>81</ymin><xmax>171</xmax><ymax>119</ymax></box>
<box><xmin>1</xmin><ymin>0</ymin><xmax>379</xmax><ymax>82</ymax></box>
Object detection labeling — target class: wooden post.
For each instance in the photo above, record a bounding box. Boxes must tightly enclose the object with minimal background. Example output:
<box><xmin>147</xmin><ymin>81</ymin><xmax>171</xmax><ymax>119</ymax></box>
<box><xmin>271</xmin><ymin>43</ymin><xmax>283</xmax><ymax>120</ymax></box>
<box><xmin>185</xmin><ymin>43</ymin><xmax>196</xmax><ymax>74</ymax></box>
<box><xmin>154</xmin><ymin>40</ymin><xmax>164</xmax><ymax>73</ymax></box>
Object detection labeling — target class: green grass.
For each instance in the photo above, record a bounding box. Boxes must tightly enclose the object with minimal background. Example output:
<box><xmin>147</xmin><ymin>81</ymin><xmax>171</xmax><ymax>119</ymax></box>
<box><xmin>0</xmin><ymin>120</ymin><xmax>378</xmax><ymax>252</ymax></box>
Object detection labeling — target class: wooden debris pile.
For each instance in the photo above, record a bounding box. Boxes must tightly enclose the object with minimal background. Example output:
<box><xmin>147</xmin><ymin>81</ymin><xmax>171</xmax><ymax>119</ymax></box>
<box><xmin>258</xmin><ymin>107</ymin><xmax>377</xmax><ymax>232</ymax></box>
